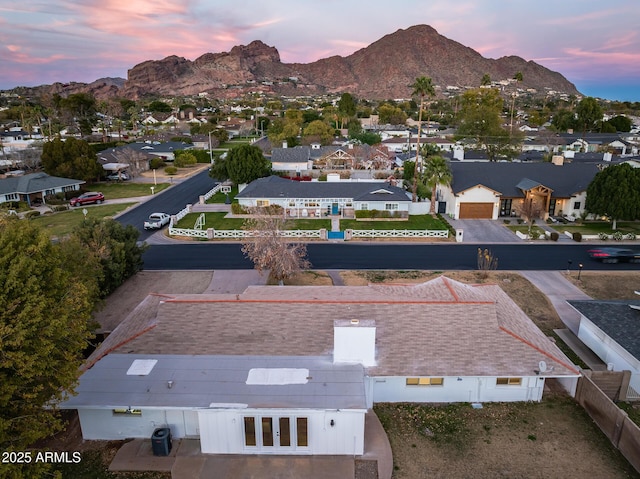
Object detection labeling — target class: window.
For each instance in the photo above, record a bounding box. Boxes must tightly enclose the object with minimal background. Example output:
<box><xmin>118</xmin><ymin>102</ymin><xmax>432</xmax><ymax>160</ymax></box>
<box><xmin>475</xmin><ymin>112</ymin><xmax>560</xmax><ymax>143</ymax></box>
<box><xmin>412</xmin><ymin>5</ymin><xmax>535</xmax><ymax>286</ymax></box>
<box><xmin>296</xmin><ymin>417</ymin><xmax>308</xmax><ymax>447</ymax></box>
<box><xmin>112</xmin><ymin>408</ymin><xmax>141</xmax><ymax>416</ymax></box>
<box><xmin>496</xmin><ymin>377</ymin><xmax>522</xmax><ymax>386</ymax></box>
<box><xmin>257</xmin><ymin>200</ymin><xmax>270</xmax><ymax>207</ymax></box>
<box><xmin>406</xmin><ymin>377</ymin><xmax>444</xmax><ymax>386</ymax></box>
<box><xmin>261</xmin><ymin>417</ymin><xmax>273</xmax><ymax>446</ymax></box>
<box><xmin>244</xmin><ymin>417</ymin><xmax>256</xmax><ymax>446</ymax></box>
<box><xmin>361</xmin><ymin>203</ymin><xmax>368</xmax><ymax>211</ymax></box>
<box><xmin>385</xmin><ymin>203</ymin><xmax>399</xmax><ymax>210</ymax></box>
<box><xmin>573</xmin><ymin>201</ymin><xmax>581</xmax><ymax>210</ymax></box>
<box><xmin>4</xmin><ymin>193</ymin><xmax>18</xmax><ymax>201</ymax></box>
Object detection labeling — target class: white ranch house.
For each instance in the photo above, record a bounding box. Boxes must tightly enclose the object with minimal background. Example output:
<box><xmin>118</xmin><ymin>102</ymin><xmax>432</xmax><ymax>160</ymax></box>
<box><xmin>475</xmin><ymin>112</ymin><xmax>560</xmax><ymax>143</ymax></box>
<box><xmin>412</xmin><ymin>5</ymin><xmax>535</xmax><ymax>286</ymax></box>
<box><xmin>61</xmin><ymin>277</ymin><xmax>580</xmax><ymax>456</ymax></box>
<box><xmin>236</xmin><ymin>175</ymin><xmax>411</xmax><ymax>218</ymax></box>
<box><xmin>439</xmin><ymin>161</ymin><xmax>600</xmax><ymax>219</ymax></box>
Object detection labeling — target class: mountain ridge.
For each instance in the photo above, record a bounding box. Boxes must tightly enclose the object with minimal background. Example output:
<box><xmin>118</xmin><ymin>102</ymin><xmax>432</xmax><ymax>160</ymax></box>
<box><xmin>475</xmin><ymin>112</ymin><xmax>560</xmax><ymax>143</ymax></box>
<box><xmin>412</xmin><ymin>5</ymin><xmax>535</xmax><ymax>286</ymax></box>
<box><xmin>10</xmin><ymin>25</ymin><xmax>580</xmax><ymax>100</ymax></box>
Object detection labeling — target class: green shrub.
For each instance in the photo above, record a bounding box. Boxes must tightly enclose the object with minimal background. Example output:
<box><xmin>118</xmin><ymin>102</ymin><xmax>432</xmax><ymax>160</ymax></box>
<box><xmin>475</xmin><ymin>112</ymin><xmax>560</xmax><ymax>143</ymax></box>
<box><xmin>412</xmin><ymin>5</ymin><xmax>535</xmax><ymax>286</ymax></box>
<box><xmin>550</xmin><ymin>232</ymin><xmax>559</xmax><ymax>242</ymax></box>
<box><xmin>625</xmin><ymin>232</ymin><xmax>637</xmax><ymax>240</ymax></box>
<box><xmin>572</xmin><ymin>231</ymin><xmax>582</xmax><ymax>242</ymax></box>
<box><xmin>164</xmin><ymin>166</ymin><xmax>178</xmax><ymax>175</ymax></box>
<box><xmin>231</xmin><ymin>203</ymin><xmax>248</xmax><ymax>214</ymax></box>
<box><xmin>529</xmin><ymin>230</ymin><xmax>540</xmax><ymax>240</ymax></box>
<box><xmin>612</xmin><ymin>231</ymin><xmax>624</xmax><ymax>241</ymax></box>
<box><xmin>150</xmin><ymin>157</ymin><xmax>166</xmax><ymax>169</ymax></box>
<box><xmin>24</xmin><ymin>210</ymin><xmax>41</xmax><ymax>219</ymax></box>
<box><xmin>598</xmin><ymin>232</ymin><xmax>609</xmax><ymax>240</ymax></box>
<box><xmin>517</xmin><ymin>218</ymin><xmax>524</xmax><ymax>224</ymax></box>
<box><xmin>51</xmin><ymin>205</ymin><xmax>69</xmax><ymax>212</ymax></box>
<box><xmin>503</xmin><ymin>219</ymin><xmax>511</xmax><ymax>224</ymax></box>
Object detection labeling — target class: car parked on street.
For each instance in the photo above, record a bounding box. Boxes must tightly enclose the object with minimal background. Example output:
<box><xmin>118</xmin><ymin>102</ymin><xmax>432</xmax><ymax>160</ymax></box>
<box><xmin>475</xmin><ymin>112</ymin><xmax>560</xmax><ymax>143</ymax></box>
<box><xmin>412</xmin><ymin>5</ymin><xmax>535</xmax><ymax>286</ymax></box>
<box><xmin>70</xmin><ymin>192</ymin><xmax>105</xmax><ymax>207</ymax></box>
<box><xmin>587</xmin><ymin>247</ymin><xmax>640</xmax><ymax>264</ymax></box>
<box><xmin>144</xmin><ymin>212</ymin><xmax>171</xmax><ymax>230</ymax></box>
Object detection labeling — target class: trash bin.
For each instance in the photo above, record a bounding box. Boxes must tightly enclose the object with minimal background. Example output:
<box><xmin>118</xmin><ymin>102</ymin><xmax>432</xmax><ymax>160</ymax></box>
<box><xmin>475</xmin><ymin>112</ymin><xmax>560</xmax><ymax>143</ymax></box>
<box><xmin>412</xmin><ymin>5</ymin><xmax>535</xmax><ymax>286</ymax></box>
<box><xmin>151</xmin><ymin>427</ymin><xmax>172</xmax><ymax>456</ymax></box>
<box><xmin>456</xmin><ymin>229</ymin><xmax>464</xmax><ymax>243</ymax></box>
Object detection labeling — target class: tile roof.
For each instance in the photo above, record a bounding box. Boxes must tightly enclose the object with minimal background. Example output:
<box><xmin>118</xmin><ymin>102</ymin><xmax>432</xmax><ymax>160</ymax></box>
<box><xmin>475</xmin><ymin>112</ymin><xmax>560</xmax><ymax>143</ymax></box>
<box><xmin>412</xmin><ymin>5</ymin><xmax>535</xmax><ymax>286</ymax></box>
<box><xmin>236</xmin><ymin>175</ymin><xmax>410</xmax><ymax>202</ymax></box>
<box><xmin>569</xmin><ymin>299</ymin><xmax>640</xmax><ymax>360</ymax></box>
<box><xmin>449</xmin><ymin>162</ymin><xmax>600</xmax><ymax>197</ymax></box>
<box><xmin>92</xmin><ymin>277</ymin><xmax>578</xmax><ymax>379</ymax></box>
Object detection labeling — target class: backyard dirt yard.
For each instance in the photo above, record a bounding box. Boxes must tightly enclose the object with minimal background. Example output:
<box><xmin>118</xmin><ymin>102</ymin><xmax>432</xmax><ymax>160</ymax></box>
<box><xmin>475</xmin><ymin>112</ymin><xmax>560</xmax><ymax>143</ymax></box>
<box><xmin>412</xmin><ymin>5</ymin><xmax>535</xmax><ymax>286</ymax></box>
<box><xmin>46</xmin><ymin>270</ymin><xmax>640</xmax><ymax>479</ymax></box>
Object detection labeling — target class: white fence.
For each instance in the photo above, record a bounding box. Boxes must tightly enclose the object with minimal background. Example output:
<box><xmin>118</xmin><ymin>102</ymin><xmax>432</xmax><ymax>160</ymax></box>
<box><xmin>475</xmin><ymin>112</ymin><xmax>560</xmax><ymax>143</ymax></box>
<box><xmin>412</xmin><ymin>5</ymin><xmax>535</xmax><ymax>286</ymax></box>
<box><xmin>349</xmin><ymin>229</ymin><xmax>449</xmax><ymax>238</ymax></box>
<box><xmin>209</xmin><ymin>229</ymin><xmax>323</xmax><ymax>239</ymax></box>
<box><xmin>168</xmin><ymin>227</ymin><xmax>208</xmax><ymax>238</ymax></box>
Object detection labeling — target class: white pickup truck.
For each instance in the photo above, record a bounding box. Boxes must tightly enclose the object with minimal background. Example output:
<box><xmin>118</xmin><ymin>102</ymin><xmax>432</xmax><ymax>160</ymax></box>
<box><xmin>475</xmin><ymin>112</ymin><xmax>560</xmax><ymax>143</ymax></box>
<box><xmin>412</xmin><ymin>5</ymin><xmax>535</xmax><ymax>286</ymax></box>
<box><xmin>144</xmin><ymin>212</ymin><xmax>171</xmax><ymax>230</ymax></box>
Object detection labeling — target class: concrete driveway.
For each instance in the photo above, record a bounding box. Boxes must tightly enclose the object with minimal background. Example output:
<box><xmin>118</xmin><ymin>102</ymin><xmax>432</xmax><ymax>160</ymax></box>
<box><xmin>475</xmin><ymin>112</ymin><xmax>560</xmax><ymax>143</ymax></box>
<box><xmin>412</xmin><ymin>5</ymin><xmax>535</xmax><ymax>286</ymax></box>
<box><xmin>447</xmin><ymin>219</ymin><xmax>521</xmax><ymax>243</ymax></box>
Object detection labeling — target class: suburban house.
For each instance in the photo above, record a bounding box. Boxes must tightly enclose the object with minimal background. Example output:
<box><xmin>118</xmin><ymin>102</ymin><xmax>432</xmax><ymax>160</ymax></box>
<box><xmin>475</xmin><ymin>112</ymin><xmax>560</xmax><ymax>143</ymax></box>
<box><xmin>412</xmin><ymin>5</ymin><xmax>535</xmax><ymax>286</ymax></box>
<box><xmin>235</xmin><ymin>175</ymin><xmax>410</xmax><ymax>218</ymax></box>
<box><xmin>438</xmin><ymin>161</ymin><xmax>600</xmax><ymax>219</ymax></box>
<box><xmin>60</xmin><ymin>277</ymin><xmax>580</xmax><ymax>455</ymax></box>
<box><xmin>270</xmin><ymin>144</ymin><xmax>395</xmax><ymax>173</ymax></box>
<box><xmin>114</xmin><ymin>141</ymin><xmax>194</xmax><ymax>162</ymax></box>
<box><xmin>0</xmin><ymin>172</ymin><xmax>84</xmax><ymax>205</ymax></box>
<box><xmin>569</xmin><ymin>298</ymin><xmax>640</xmax><ymax>398</ymax></box>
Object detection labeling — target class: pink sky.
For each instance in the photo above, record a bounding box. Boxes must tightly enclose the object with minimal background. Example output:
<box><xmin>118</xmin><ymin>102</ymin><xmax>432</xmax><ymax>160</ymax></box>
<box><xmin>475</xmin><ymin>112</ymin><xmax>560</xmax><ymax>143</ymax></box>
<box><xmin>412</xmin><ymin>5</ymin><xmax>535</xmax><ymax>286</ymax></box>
<box><xmin>1</xmin><ymin>1</ymin><xmax>638</xmax><ymax>101</ymax></box>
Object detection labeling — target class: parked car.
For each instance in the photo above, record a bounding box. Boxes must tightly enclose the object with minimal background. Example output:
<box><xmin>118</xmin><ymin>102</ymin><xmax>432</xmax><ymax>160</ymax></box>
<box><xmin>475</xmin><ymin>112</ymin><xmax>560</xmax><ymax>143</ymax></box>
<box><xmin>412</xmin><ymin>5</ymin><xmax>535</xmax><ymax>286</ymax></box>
<box><xmin>70</xmin><ymin>192</ymin><xmax>105</xmax><ymax>207</ymax></box>
<box><xmin>106</xmin><ymin>172</ymin><xmax>129</xmax><ymax>181</ymax></box>
<box><xmin>144</xmin><ymin>212</ymin><xmax>171</xmax><ymax>230</ymax></box>
<box><xmin>587</xmin><ymin>247</ymin><xmax>640</xmax><ymax>264</ymax></box>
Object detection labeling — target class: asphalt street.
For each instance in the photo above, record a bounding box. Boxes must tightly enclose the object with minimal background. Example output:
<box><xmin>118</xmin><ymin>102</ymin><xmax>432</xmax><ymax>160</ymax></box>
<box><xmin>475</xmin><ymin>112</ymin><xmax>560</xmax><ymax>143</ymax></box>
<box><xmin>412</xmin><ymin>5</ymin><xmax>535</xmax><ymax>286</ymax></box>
<box><xmin>141</xmin><ymin>242</ymin><xmax>640</xmax><ymax>271</ymax></box>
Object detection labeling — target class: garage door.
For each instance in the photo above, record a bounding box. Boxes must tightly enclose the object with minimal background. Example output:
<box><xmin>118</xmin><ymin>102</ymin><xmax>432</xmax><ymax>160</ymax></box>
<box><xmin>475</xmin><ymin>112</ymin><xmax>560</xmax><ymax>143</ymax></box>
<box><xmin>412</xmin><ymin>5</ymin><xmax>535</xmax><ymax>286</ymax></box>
<box><xmin>459</xmin><ymin>203</ymin><xmax>493</xmax><ymax>219</ymax></box>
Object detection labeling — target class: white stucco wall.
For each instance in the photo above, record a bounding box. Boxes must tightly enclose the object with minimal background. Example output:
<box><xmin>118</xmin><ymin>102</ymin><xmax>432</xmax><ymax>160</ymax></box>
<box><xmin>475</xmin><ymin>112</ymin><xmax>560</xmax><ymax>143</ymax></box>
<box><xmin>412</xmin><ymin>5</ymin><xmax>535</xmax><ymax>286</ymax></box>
<box><xmin>76</xmin><ymin>408</ymin><xmax>199</xmax><ymax>440</ymax></box>
<box><xmin>451</xmin><ymin>186</ymin><xmax>500</xmax><ymax>219</ymax></box>
<box><xmin>578</xmin><ymin>318</ymin><xmax>640</xmax><ymax>390</ymax></box>
<box><xmin>198</xmin><ymin>408</ymin><xmax>365</xmax><ymax>455</ymax></box>
<box><xmin>369</xmin><ymin>376</ymin><xmax>545</xmax><ymax>405</ymax></box>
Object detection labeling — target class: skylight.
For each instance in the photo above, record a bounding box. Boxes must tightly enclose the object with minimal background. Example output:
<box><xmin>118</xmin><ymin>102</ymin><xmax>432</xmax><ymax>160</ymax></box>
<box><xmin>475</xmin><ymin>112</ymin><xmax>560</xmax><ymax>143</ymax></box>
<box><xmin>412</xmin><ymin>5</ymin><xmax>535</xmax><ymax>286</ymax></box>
<box><xmin>246</xmin><ymin>368</ymin><xmax>309</xmax><ymax>385</ymax></box>
<box><xmin>126</xmin><ymin>359</ymin><xmax>158</xmax><ymax>376</ymax></box>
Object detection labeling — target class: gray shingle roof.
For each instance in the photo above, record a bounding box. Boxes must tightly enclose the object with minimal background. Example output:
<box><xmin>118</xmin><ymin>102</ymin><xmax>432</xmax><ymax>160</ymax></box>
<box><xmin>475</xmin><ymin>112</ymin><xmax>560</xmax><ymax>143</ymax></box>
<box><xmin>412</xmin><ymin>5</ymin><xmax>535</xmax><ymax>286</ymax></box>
<box><xmin>89</xmin><ymin>277</ymin><xmax>578</xmax><ymax>379</ymax></box>
<box><xmin>270</xmin><ymin>146</ymin><xmax>311</xmax><ymax>163</ymax></box>
<box><xmin>0</xmin><ymin>172</ymin><xmax>84</xmax><ymax>195</ymax></box>
<box><xmin>569</xmin><ymin>300</ymin><xmax>640</xmax><ymax>360</ymax></box>
<box><xmin>449</xmin><ymin>162</ymin><xmax>600</xmax><ymax>198</ymax></box>
<box><xmin>236</xmin><ymin>175</ymin><xmax>410</xmax><ymax>202</ymax></box>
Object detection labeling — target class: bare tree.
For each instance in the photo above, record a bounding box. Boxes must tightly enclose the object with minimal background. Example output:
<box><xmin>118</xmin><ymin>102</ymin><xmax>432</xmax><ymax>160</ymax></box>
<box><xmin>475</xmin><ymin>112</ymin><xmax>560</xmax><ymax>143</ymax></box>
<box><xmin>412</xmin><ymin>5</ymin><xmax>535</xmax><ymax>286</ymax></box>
<box><xmin>477</xmin><ymin>248</ymin><xmax>498</xmax><ymax>279</ymax></box>
<box><xmin>241</xmin><ymin>210</ymin><xmax>311</xmax><ymax>285</ymax></box>
<box><xmin>515</xmin><ymin>197</ymin><xmax>544</xmax><ymax>238</ymax></box>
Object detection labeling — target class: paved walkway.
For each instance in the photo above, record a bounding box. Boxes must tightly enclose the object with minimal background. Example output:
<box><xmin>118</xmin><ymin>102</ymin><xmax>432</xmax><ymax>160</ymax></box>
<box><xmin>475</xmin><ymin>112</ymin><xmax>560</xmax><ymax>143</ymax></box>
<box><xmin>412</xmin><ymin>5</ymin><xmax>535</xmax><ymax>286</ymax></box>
<box><xmin>520</xmin><ymin>271</ymin><xmax>592</xmax><ymax>334</ymax></box>
<box><xmin>204</xmin><ymin>269</ymin><xmax>269</xmax><ymax>293</ymax></box>
<box><xmin>521</xmin><ymin>270</ymin><xmax>607</xmax><ymax>370</ymax></box>
<box><xmin>110</xmin><ymin>411</ymin><xmax>393</xmax><ymax>479</ymax></box>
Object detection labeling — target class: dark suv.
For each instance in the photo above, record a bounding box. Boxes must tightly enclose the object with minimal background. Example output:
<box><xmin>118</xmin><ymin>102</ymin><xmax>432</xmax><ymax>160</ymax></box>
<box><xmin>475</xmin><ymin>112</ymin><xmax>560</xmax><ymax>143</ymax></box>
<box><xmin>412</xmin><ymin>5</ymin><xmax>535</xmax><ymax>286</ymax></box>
<box><xmin>70</xmin><ymin>192</ymin><xmax>105</xmax><ymax>207</ymax></box>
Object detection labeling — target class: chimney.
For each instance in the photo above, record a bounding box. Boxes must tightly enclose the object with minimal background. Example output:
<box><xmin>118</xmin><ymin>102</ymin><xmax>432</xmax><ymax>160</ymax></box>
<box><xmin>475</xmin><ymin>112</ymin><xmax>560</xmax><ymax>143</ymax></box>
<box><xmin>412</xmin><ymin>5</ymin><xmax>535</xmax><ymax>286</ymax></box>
<box><xmin>282</xmin><ymin>141</ymin><xmax>288</xmax><ymax>148</ymax></box>
<box><xmin>333</xmin><ymin>319</ymin><xmax>376</xmax><ymax>367</ymax></box>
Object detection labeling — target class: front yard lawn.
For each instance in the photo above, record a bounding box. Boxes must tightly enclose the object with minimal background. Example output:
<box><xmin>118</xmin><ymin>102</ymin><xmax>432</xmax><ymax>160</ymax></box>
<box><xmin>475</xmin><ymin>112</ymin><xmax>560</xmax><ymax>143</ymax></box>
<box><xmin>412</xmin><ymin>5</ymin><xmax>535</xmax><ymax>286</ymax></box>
<box><xmin>551</xmin><ymin>221</ymin><xmax>640</xmax><ymax>235</ymax></box>
<box><xmin>206</xmin><ymin>184</ymin><xmax>238</xmax><ymax>204</ymax></box>
<box><xmin>175</xmin><ymin>212</ymin><xmax>332</xmax><ymax>231</ymax></box>
<box><xmin>95</xmin><ymin>182</ymin><xmax>170</xmax><ymax>199</ymax></box>
<box><xmin>175</xmin><ymin>213</ymin><xmax>447</xmax><ymax>232</ymax></box>
<box><xmin>506</xmin><ymin>224</ymin><xmax>547</xmax><ymax>237</ymax></box>
<box><xmin>341</xmin><ymin>215</ymin><xmax>449</xmax><ymax>230</ymax></box>
<box><xmin>31</xmin><ymin>203</ymin><xmax>137</xmax><ymax>238</ymax></box>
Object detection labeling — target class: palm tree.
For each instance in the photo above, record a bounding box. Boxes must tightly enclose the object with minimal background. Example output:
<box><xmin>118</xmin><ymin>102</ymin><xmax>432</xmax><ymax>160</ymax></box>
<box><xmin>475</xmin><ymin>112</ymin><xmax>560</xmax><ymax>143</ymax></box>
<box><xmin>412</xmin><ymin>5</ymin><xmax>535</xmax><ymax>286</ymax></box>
<box><xmin>410</xmin><ymin>76</ymin><xmax>435</xmax><ymax>202</ymax></box>
<box><xmin>422</xmin><ymin>155</ymin><xmax>452</xmax><ymax>215</ymax></box>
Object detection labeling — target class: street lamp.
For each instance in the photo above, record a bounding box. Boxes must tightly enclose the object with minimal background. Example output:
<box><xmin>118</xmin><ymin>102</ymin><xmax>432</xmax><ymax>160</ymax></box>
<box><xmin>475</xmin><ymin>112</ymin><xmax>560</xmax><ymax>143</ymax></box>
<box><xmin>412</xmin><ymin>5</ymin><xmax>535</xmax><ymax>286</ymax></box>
<box><xmin>578</xmin><ymin>263</ymin><xmax>583</xmax><ymax>280</ymax></box>
<box><xmin>567</xmin><ymin>260</ymin><xmax>572</xmax><ymax>274</ymax></box>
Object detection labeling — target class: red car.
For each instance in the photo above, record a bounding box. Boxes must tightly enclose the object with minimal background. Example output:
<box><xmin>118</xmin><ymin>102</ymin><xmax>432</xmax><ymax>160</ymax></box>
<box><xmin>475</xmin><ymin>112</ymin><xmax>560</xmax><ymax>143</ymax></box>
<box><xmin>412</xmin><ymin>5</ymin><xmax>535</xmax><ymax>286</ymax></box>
<box><xmin>70</xmin><ymin>192</ymin><xmax>105</xmax><ymax>207</ymax></box>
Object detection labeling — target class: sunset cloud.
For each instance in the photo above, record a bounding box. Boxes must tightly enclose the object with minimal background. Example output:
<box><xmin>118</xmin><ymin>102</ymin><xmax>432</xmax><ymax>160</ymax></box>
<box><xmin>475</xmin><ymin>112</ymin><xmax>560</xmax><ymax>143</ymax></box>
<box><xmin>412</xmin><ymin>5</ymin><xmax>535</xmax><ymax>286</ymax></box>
<box><xmin>0</xmin><ymin>0</ymin><xmax>638</xmax><ymax>101</ymax></box>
